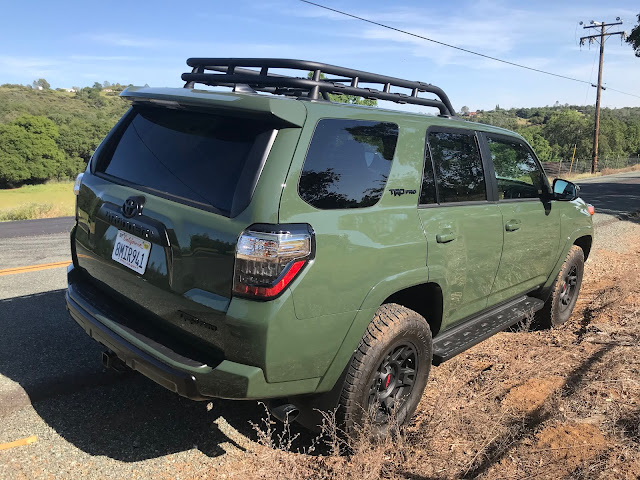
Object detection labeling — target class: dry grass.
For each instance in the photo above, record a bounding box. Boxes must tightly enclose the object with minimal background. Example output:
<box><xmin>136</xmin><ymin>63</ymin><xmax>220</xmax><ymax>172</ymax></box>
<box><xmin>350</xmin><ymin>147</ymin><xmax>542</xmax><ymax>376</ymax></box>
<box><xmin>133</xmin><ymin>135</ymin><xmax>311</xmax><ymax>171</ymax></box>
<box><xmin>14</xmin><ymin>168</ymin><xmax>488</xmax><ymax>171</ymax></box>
<box><xmin>600</xmin><ymin>163</ymin><xmax>640</xmax><ymax>176</ymax></box>
<box><xmin>560</xmin><ymin>163</ymin><xmax>640</xmax><ymax>182</ymax></box>
<box><xmin>0</xmin><ymin>181</ymin><xmax>75</xmax><ymax>221</ymax></box>
<box><xmin>549</xmin><ymin>163</ymin><xmax>640</xmax><ymax>183</ymax></box>
<box><xmin>0</xmin><ymin>202</ymin><xmax>74</xmax><ymax>221</ymax></box>
<box><xmin>209</xmin><ymin>225</ymin><xmax>640</xmax><ymax>480</ymax></box>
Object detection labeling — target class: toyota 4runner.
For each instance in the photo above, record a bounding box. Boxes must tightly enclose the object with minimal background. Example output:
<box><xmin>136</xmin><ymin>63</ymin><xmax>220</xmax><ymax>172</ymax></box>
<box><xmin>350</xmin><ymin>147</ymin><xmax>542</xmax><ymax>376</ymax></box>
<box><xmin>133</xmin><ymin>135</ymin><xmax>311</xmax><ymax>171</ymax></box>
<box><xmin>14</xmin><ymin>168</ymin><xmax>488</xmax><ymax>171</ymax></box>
<box><xmin>66</xmin><ymin>59</ymin><xmax>594</xmax><ymax>435</ymax></box>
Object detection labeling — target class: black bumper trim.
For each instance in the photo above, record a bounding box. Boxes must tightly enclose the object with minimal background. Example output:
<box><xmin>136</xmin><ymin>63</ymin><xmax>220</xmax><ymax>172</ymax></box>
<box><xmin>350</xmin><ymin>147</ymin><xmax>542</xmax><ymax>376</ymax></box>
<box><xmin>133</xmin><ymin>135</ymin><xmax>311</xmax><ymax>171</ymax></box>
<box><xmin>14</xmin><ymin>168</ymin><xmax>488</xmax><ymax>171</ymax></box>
<box><xmin>66</xmin><ymin>288</ymin><xmax>208</xmax><ymax>400</ymax></box>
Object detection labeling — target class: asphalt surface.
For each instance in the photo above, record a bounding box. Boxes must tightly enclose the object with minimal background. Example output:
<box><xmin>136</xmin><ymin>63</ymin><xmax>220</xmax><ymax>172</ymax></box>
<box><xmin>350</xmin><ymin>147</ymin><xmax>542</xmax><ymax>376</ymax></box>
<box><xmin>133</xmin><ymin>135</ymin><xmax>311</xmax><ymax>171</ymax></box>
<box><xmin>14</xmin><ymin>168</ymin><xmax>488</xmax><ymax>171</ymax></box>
<box><xmin>0</xmin><ymin>170</ymin><xmax>638</xmax><ymax>479</ymax></box>
<box><xmin>0</xmin><ymin>216</ymin><xmax>74</xmax><ymax>240</ymax></box>
<box><xmin>575</xmin><ymin>170</ymin><xmax>640</xmax><ymax>224</ymax></box>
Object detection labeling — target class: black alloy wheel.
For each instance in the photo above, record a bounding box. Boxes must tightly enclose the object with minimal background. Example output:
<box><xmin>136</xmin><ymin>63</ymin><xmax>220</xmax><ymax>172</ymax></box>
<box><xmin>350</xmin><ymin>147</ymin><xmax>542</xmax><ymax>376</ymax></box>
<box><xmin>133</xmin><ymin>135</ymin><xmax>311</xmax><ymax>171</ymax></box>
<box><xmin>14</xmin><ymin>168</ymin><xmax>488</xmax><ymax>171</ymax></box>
<box><xmin>336</xmin><ymin>303</ymin><xmax>432</xmax><ymax>438</ymax></box>
<box><xmin>367</xmin><ymin>342</ymin><xmax>418</xmax><ymax>424</ymax></box>
<box><xmin>558</xmin><ymin>265</ymin><xmax>579</xmax><ymax>312</ymax></box>
<box><xmin>536</xmin><ymin>245</ymin><xmax>585</xmax><ymax>328</ymax></box>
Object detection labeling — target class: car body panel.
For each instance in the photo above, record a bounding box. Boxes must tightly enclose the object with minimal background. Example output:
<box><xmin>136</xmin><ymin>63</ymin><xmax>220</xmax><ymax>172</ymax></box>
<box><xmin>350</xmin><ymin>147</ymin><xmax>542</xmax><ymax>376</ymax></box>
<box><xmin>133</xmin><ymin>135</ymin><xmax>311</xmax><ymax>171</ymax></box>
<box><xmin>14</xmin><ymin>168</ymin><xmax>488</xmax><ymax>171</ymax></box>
<box><xmin>278</xmin><ymin>104</ymin><xmax>429</xmax><ymax>320</ymax></box>
<box><xmin>488</xmin><ymin>199</ymin><xmax>561</xmax><ymax>305</ymax></box>
<box><xmin>67</xmin><ymin>84</ymin><xmax>593</xmax><ymax>401</ymax></box>
<box><xmin>419</xmin><ymin>204</ymin><xmax>504</xmax><ymax>327</ymax></box>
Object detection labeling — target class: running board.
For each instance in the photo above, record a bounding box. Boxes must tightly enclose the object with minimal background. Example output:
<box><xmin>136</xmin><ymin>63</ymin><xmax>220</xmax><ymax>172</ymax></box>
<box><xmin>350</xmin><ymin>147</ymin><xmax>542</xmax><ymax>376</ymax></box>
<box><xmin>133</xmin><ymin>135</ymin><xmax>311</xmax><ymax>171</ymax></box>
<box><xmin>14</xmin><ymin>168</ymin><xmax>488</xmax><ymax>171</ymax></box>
<box><xmin>432</xmin><ymin>296</ymin><xmax>544</xmax><ymax>365</ymax></box>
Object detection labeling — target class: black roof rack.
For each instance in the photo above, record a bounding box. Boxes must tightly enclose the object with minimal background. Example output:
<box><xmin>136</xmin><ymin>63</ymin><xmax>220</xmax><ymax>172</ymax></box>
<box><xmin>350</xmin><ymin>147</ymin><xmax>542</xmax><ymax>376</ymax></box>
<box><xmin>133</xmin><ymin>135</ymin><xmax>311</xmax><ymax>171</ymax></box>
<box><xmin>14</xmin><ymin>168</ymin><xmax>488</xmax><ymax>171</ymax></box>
<box><xmin>181</xmin><ymin>58</ymin><xmax>456</xmax><ymax>117</ymax></box>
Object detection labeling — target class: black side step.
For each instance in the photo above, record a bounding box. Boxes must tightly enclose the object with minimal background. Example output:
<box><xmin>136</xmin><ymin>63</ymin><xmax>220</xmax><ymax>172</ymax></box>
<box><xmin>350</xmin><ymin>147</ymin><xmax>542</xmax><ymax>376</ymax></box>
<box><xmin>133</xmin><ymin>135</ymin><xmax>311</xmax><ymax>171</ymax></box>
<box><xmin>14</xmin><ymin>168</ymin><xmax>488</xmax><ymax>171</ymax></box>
<box><xmin>432</xmin><ymin>296</ymin><xmax>544</xmax><ymax>365</ymax></box>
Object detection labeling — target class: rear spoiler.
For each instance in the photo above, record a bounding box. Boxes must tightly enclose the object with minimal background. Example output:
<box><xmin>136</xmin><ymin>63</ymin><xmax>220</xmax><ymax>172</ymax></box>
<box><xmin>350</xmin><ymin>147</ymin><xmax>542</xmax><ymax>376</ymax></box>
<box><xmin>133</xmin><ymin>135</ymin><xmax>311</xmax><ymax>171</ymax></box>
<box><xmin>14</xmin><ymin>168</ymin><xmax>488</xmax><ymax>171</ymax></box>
<box><xmin>120</xmin><ymin>87</ymin><xmax>307</xmax><ymax>128</ymax></box>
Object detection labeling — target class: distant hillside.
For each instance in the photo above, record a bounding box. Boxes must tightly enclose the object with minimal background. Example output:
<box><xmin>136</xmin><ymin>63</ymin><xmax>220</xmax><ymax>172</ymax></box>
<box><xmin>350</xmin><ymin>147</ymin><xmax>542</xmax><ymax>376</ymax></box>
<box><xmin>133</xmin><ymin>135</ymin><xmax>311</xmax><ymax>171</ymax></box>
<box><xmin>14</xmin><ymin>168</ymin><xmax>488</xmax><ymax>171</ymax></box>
<box><xmin>0</xmin><ymin>84</ymin><xmax>129</xmax><ymax>188</ymax></box>
<box><xmin>1</xmin><ymin>83</ymin><xmax>639</xmax><ymax>188</ymax></box>
<box><xmin>464</xmin><ymin>105</ymin><xmax>640</xmax><ymax>163</ymax></box>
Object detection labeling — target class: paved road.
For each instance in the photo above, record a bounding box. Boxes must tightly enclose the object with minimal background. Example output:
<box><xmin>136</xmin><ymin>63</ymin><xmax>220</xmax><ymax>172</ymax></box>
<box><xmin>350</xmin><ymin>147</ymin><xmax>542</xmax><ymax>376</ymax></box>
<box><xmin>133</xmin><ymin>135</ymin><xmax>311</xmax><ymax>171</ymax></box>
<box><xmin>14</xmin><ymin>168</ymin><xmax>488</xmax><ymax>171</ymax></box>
<box><xmin>0</xmin><ymin>170</ymin><xmax>638</xmax><ymax>478</ymax></box>
<box><xmin>0</xmin><ymin>216</ymin><xmax>74</xmax><ymax>240</ymax></box>
<box><xmin>576</xmin><ymin>171</ymin><xmax>640</xmax><ymax>222</ymax></box>
<box><xmin>0</xmin><ymin>225</ymin><xmax>277</xmax><ymax>478</ymax></box>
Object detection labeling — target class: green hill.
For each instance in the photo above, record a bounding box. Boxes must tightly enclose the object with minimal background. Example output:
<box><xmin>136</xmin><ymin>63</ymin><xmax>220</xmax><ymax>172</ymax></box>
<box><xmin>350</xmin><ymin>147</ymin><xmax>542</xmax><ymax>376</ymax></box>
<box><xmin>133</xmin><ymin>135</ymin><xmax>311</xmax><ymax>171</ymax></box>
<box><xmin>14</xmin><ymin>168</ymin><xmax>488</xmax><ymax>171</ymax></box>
<box><xmin>466</xmin><ymin>104</ymin><xmax>640</xmax><ymax>163</ymax></box>
<box><xmin>0</xmin><ymin>84</ymin><xmax>129</xmax><ymax>188</ymax></box>
<box><xmin>1</xmin><ymin>82</ymin><xmax>639</xmax><ymax>188</ymax></box>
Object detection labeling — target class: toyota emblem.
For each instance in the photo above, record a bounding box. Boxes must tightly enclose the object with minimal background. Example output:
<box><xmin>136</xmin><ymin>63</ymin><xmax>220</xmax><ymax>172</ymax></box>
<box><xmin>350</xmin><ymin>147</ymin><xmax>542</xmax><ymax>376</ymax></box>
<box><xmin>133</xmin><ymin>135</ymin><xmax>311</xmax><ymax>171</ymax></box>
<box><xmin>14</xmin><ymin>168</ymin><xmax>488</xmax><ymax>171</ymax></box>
<box><xmin>122</xmin><ymin>196</ymin><xmax>145</xmax><ymax>218</ymax></box>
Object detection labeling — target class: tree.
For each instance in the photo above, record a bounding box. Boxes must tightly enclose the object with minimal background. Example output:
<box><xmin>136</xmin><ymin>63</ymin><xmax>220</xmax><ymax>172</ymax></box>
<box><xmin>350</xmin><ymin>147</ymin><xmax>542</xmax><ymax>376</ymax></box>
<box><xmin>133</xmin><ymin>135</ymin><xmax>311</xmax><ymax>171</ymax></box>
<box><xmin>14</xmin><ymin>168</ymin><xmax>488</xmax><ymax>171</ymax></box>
<box><xmin>307</xmin><ymin>72</ymin><xmax>377</xmax><ymax>106</ymax></box>
<box><xmin>56</xmin><ymin>115</ymin><xmax>112</xmax><ymax>164</ymax></box>
<box><xmin>75</xmin><ymin>86</ymin><xmax>106</xmax><ymax>107</ymax></box>
<box><xmin>627</xmin><ymin>13</ymin><xmax>640</xmax><ymax>57</ymax></box>
<box><xmin>460</xmin><ymin>105</ymin><xmax>470</xmax><ymax>115</ymax></box>
<box><xmin>0</xmin><ymin>115</ymin><xmax>67</xmax><ymax>187</ymax></box>
<box><xmin>92</xmin><ymin>82</ymin><xmax>103</xmax><ymax>90</ymax></box>
<box><xmin>32</xmin><ymin>78</ymin><xmax>50</xmax><ymax>90</ymax></box>
<box><xmin>542</xmin><ymin>110</ymin><xmax>590</xmax><ymax>160</ymax></box>
<box><xmin>518</xmin><ymin>126</ymin><xmax>553</xmax><ymax>162</ymax></box>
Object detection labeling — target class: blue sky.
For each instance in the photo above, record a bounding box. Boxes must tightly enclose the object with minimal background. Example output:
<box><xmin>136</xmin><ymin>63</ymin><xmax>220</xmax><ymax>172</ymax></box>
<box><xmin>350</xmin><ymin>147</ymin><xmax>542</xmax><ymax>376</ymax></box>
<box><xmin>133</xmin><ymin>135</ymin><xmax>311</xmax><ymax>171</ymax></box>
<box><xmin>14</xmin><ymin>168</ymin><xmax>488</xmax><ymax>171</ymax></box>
<box><xmin>1</xmin><ymin>0</ymin><xmax>639</xmax><ymax>112</ymax></box>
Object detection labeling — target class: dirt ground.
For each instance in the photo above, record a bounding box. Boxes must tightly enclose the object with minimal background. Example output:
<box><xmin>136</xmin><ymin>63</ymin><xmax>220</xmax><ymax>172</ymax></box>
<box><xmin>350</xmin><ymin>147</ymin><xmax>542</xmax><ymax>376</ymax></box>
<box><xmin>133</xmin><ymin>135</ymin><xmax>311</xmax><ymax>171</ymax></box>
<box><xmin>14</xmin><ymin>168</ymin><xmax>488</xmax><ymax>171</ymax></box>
<box><xmin>1</xmin><ymin>213</ymin><xmax>637</xmax><ymax>480</ymax></box>
<box><xmin>209</xmin><ymin>215</ymin><xmax>640</xmax><ymax>480</ymax></box>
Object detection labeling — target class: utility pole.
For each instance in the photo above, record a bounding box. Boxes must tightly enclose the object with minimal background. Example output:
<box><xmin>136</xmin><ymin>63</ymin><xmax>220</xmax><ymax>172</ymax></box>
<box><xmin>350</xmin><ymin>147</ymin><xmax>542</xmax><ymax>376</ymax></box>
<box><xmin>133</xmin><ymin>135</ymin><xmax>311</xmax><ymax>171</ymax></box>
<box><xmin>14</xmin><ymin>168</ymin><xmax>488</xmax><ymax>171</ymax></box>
<box><xmin>579</xmin><ymin>18</ymin><xmax>625</xmax><ymax>174</ymax></box>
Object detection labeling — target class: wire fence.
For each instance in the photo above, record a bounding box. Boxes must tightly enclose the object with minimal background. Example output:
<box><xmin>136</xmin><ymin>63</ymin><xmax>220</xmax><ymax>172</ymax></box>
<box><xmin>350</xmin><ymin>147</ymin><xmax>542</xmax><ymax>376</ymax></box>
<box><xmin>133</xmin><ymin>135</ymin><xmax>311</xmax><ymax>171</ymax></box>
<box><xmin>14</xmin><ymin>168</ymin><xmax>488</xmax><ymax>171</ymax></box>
<box><xmin>542</xmin><ymin>156</ymin><xmax>640</xmax><ymax>177</ymax></box>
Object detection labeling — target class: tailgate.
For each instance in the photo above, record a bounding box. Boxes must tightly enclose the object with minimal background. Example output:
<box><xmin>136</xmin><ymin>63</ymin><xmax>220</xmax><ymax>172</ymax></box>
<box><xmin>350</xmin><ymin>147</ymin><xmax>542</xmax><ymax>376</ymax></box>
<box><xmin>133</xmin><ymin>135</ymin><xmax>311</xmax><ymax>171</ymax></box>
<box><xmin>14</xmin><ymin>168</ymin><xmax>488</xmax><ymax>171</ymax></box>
<box><xmin>72</xmin><ymin>102</ymin><xmax>301</xmax><ymax>358</ymax></box>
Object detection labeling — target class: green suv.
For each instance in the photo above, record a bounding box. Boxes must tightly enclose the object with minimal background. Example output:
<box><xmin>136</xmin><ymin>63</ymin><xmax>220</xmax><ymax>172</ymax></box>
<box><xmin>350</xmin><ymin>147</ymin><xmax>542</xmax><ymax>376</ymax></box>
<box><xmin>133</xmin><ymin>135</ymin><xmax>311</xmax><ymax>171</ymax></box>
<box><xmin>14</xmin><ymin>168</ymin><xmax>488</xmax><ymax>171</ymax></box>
<box><xmin>66</xmin><ymin>59</ymin><xmax>594</xmax><ymax>435</ymax></box>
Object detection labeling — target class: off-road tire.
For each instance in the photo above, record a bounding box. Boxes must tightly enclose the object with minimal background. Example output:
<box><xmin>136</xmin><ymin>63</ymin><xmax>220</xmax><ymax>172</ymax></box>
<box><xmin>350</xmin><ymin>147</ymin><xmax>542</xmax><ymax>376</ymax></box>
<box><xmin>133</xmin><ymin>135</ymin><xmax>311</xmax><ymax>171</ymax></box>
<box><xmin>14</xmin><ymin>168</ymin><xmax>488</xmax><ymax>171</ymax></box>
<box><xmin>537</xmin><ymin>245</ymin><xmax>584</xmax><ymax>328</ymax></box>
<box><xmin>337</xmin><ymin>303</ymin><xmax>432</xmax><ymax>438</ymax></box>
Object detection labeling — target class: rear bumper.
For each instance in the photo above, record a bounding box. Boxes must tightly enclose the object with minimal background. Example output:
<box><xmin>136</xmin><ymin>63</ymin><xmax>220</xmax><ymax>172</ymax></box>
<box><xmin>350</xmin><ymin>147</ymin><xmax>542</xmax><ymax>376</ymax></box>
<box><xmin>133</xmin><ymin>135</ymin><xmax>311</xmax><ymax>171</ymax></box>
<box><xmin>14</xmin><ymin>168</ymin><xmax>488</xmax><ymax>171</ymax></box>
<box><xmin>66</xmin><ymin>265</ymin><xmax>320</xmax><ymax>400</ymax></box>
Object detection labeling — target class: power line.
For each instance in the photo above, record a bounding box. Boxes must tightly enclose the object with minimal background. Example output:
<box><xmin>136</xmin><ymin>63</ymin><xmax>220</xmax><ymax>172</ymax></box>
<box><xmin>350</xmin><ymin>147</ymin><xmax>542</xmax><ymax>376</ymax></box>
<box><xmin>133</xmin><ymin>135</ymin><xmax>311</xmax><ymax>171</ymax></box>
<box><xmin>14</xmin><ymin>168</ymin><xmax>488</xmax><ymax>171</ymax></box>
<box><xmin>299</xmin><ymin>0</ymin><xmax>640</xmax><ymax>99</ymax></box>
<box><xmin>605</xmin><ymin>87</ymin><xmax>640</xmax><ymax>99</ymax></box>
<box><xmin>583</xmin><ymin>49</ymin><xmax>599</xmax><ymax>105</ymax></box>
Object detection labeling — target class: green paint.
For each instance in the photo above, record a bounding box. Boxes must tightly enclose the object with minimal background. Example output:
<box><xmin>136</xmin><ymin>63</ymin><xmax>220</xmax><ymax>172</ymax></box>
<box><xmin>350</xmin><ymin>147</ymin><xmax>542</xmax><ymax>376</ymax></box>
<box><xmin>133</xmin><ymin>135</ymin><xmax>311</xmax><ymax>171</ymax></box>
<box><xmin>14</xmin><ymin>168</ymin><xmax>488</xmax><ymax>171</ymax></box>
<box><xmin>69</xmin><ymin>85</ymin><xmax>593</xmax><ymax>401</ymax></box>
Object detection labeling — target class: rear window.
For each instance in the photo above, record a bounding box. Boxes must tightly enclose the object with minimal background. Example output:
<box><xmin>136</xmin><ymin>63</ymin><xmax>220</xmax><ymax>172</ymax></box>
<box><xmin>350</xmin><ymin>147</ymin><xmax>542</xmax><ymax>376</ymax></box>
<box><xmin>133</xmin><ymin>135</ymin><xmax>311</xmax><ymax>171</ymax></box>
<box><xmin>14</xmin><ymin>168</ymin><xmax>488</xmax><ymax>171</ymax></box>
<box><xmin>299</xmin><ymin>119</ymin><xmax>398</xmax><ymax>209</ymax></box>
<box><xmin>427</xmin><ymin>131</ymin><xmax>486</xmax><ymax>203</ymax></box>
<box><xmin>95</xmin><ymin>106</ymin><xmax>276</xmax><ymax>216</ymax></box>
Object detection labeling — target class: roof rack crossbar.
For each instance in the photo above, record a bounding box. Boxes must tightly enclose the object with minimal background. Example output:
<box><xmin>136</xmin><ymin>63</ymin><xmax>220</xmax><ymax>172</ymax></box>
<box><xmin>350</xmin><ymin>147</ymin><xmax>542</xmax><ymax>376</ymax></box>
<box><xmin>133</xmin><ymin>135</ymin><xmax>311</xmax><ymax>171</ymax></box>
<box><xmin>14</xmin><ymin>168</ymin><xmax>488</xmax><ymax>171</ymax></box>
<box><xmin>181</xmin><ymin>58</ymin><xmax>456</xmax><ymax>116</ymax></box>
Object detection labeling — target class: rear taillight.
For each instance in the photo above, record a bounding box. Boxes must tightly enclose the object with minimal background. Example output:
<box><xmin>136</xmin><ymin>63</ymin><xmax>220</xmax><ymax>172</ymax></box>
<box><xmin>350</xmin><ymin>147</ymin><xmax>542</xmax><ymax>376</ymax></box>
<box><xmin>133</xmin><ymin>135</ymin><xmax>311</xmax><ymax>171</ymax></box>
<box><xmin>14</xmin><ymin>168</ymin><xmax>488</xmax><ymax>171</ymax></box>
<box><xmin>233</xmin><ymin>224</ymin><xmax>314</xmax><ymax>300</ymax></box>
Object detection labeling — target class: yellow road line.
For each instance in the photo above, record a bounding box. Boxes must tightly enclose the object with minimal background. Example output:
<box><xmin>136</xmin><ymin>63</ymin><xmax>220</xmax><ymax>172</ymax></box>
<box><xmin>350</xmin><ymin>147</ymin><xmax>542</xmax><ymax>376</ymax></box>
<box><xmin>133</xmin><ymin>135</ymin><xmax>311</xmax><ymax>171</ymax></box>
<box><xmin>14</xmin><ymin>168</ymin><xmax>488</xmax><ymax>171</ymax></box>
<box><xmin>0</xmin><ymin>261</ymin><xmax>70</xmax><ymax>276</ymax></box>
<box><xmin>0</xmin><ymin>435</ymin><xmax>38</xmax><ymax>451</ymax></box>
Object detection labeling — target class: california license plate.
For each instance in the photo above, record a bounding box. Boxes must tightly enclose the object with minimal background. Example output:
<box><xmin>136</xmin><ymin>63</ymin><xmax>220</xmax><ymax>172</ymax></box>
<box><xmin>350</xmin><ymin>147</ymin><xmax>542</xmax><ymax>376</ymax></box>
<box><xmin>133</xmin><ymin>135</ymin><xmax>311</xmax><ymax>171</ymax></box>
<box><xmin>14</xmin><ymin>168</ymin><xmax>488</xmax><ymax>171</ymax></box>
<box><xmin>111</xmin><ymin>230</ymin><xmax>151</xmax><ymax>275</ymax></box>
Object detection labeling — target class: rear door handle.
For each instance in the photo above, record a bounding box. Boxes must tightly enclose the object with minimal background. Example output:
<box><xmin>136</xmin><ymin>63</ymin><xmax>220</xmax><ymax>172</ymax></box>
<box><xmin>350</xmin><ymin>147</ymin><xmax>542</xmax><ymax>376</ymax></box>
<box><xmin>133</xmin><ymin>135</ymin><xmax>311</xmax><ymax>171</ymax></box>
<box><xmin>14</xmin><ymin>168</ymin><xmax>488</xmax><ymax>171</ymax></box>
<box><xmin>505</xmin><ymin>220</ymin><xmax>521</xmax><ymax>232</ymax></box>
<box><xmin>436</xmin><ymin>232</ymin><xmax>456</xmax><ymax>243</ymax></box>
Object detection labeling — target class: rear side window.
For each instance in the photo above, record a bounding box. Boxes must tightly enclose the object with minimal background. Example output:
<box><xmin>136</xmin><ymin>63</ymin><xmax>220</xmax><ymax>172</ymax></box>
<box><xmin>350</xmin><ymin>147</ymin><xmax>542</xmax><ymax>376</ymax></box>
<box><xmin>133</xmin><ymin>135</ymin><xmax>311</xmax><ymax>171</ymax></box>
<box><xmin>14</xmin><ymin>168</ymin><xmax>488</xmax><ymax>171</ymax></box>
<box><xmin>427</xmin><ymin>131</ymin><xmax>486</xmax><ymax>203</ymax></box>
<box><xmin>96</xmin><ymin>106</ymin><xmax>276</xmax><ymax>217</ymax></box>
<box><xmin>299</xmin><ymin>119</ymin><xmax>398</xmax><ymax>209</ymax></box>
<box><xmin>487</xmin><ymin>136</ymin><xmax>546</xmax><ymax>200</ymax></box>
<box><xmin>419</xmin><ymin>144</ymin><xmax>437</xmax><ymax>205</ymax></box>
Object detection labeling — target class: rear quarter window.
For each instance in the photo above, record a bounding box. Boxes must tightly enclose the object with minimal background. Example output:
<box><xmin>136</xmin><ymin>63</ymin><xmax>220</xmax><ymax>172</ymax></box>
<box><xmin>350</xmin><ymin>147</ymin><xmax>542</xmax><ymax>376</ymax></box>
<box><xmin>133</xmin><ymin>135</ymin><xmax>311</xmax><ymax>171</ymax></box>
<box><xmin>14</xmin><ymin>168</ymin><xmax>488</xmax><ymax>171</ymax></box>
<box><xmin>298</xmin><ymin>119</ymin><xmax>399</xmax><ymax>209</ymax></box>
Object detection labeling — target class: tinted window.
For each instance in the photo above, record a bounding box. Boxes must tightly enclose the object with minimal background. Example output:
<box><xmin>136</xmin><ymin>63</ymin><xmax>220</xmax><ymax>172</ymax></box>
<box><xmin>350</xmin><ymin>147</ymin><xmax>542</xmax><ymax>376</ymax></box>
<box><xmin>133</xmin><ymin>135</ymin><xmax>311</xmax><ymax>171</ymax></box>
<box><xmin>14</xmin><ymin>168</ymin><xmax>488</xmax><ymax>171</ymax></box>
<box><xmin>428</xmin><ymin>131</ymin><xmax>486</xmax><ymax>203</ymax></box>
<box><xmin>96</xmin><ymin>106</ymin><xmax>275</xmax><ymax>216</ymax></box>
<box><xmin>487</xmin><ymin>136</ymin><xmax>546</xmax><ymax>200</ymax></box>
<box><xmin>299</xmin><ymin>119</ymin><xmax>398</xmax><ymax>209</ymax></box>
<box><xmin>420</xmin><ymin>145</ymin><xmax>437</xmax><ymax>205</ymax></box>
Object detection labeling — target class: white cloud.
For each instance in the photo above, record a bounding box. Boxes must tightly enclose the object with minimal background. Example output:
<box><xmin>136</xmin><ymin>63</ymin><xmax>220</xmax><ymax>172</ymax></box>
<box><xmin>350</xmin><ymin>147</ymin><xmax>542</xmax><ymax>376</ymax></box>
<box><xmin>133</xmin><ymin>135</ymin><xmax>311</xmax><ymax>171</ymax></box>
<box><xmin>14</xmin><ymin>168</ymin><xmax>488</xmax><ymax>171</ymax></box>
<box><xmin>70</xmin><ymin>55</ymin><xmax>141</xmax><ymax>62</ymax></box>
<box><xmin>0</xmin><ymin>55</ymin><xmax>61</xmax><ymax>78</ymax></box>
<box><xmin>87</xmin><ymin>33</ymin><xmax>169</xmax><ymax>48</ymax></box>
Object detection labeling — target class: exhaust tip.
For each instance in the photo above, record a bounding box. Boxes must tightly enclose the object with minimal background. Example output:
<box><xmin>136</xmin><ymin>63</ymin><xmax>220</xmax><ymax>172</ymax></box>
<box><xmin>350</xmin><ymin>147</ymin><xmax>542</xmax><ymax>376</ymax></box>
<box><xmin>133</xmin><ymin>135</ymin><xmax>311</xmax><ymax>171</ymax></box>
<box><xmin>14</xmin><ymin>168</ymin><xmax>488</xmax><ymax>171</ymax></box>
<box><xmin>270</xmin><ymin>403</ymin><xmax>300</xmax><ymax>423</ymax></box>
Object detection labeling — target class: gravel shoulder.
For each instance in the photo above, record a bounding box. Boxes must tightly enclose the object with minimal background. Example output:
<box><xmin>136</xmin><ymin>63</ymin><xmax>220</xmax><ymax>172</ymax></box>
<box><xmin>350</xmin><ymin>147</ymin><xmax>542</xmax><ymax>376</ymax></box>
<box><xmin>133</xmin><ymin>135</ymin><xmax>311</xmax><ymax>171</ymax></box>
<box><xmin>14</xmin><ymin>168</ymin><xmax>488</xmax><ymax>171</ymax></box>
<box><xmin>0</xmin><ymin>178</ymin><xmax>638</xmax><ymax>478</ymax></box>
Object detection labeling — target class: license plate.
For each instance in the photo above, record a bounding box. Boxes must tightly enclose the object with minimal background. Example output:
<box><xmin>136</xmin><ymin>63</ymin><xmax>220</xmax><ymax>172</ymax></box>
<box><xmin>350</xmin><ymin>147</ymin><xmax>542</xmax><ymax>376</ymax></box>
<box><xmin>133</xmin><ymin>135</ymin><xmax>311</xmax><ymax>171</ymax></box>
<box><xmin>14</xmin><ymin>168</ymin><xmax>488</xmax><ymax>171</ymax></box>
<box><xmin>111</xmin><ymin>230</ymin><xmax>151</xmax><ymax>275</ymax></box>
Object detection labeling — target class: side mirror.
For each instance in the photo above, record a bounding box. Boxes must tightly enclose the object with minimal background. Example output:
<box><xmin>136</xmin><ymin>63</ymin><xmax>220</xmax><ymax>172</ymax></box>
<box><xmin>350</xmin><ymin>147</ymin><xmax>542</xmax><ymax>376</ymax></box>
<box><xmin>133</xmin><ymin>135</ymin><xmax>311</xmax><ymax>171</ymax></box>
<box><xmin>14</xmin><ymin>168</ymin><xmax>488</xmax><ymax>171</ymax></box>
<box><xmin>553</xmin><ymin>178</ymin><xmax>580</xmax><ymax>201</ymax></box>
